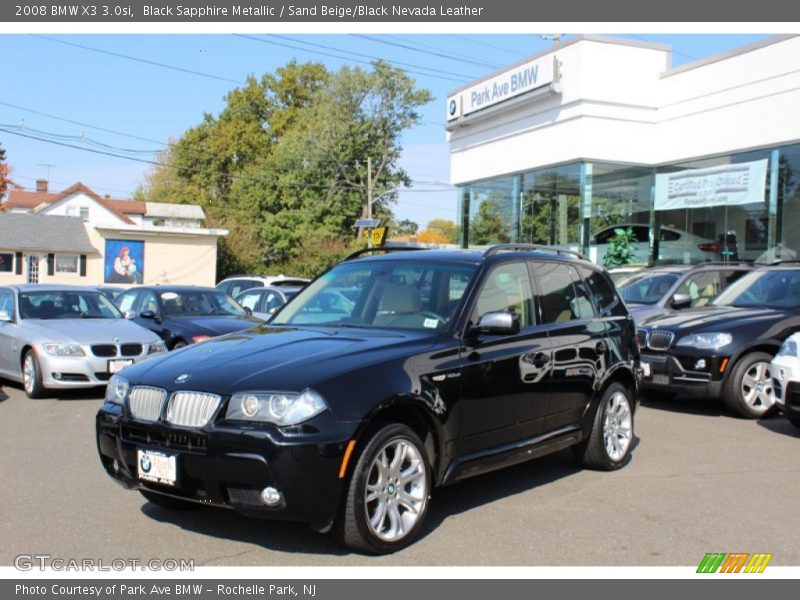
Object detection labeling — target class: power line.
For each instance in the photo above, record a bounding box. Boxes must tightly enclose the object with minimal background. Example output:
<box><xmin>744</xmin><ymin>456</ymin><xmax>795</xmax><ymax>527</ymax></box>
<box><xmin>0</xmin><ymin>99</ymin><xmax>168</xmax><ymax>147</ymax></box>
<box><xmin>450</xmin><ymin>35</ymin><xmax>530</xmax><ymax>58</ymax></box>
<box><xmin>382</xmin><ymin>34</ymin><xmax>505</xmax><ymax>69</ymax></box>
<box><xmin>234</xmin><ymin>34</ymin><xmax>469</xmax><ymax>84</ymax></box>
<box><xmin>351</xmin><ymin>34</ymin><xmax>502</xmax><ymax>70</ymax></box>
<box><xmin>266</xmin><ymin>34</ymin><xmax>479</xmax><ymax>80</ymax></box>
<box><xmin>32</xmin><ymin>35</ymin><xmax>246</xmax><ymax>86</ymax></box>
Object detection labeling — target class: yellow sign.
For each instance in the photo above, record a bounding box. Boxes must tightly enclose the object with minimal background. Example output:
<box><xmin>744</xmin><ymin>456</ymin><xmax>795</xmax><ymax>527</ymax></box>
<box><xmin>371</xmin><ymin>227</ymin><xmax>387</xmax><ymax>247</ymax></box>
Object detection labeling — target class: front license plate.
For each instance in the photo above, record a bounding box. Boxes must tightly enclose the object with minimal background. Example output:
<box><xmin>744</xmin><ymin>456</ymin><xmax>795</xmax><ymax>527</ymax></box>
<box><xmin>137</xmin><ymin>449</ymin><xmax>177</xmax><ymax>486</ymax></box>
<box><xmin>641</xmin><ymin>362</ymin><xmax>651</xmax><ymax>378</ymax></box>
<box><xmin>108</xmin><ymin>359</ymin><xmax>134</xmax><ymax>374</ymax></box>
<box><xmin>652</xmin><ymin>374</ymin><xmax>670</xmax><ymax>386</ymax></box>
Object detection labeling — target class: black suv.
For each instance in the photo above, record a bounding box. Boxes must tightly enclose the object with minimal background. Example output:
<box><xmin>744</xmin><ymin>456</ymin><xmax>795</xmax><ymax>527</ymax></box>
<box><xmin>638</xmin><ymin>265</ymin><xmax>800</xmax><ymax>418</ymax></box>
<box><xmin>96</xmin><ymin>245</ymin><xmax>640</xmax><ymax>553</ymax></box>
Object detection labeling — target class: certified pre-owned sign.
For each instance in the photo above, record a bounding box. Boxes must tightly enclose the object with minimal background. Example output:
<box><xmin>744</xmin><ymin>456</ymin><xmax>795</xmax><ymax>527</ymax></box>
<box><xmin>446</xmin><ymin>54</ymin><xmax>557</xmax><ymax>120</ymax></box>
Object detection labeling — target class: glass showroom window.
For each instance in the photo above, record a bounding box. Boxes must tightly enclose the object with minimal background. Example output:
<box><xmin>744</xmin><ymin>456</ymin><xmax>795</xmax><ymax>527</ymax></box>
<box><xmin>467</xmin><ymin>176</ymin><xmax>518</xmax><ymax>246</ymax></box>
<box><xmin>55</xmin><ymin>255</ymin><xmax>79</xmax><ymax>274</ymax></box>
<box><xmin>585</xmin><ymin>163</ymin><xmax>653</xmax><ymax>266</ymax></box>
<box><xmin>654</xmin><ymin>148</ymin><xmax>772</xmax><ymax>265</ymax></box>
<box><xmin>777</xmin><ymin>143</ymin><xmax>800</xmax><ymax>261</ymax></box>
<box><xmin>520</xmin><ymin>164</ymin><xmax>582</xmax><ymax>250</ymax></box>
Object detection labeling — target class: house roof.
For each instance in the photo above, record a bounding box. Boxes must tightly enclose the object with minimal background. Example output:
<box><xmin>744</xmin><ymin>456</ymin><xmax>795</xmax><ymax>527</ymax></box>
<box><xmin>0</xmin><ymin>213</ymin><xmax>98</xmax><ymax>253</ymax></box>
<box><xmin>4</xmin><ymin>182</ymin><xmax>145</xmax><ymax>225</ymax></box>
<box><xmin>144</xmin><ymin>202</ymin><xmax>205</xmax><ymax>220</ymax></box>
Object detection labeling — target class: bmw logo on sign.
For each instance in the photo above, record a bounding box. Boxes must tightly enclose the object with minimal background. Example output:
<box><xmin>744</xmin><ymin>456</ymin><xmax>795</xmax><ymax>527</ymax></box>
<box><xmin>449</xmin><ymin>99</ymin><xmax>457</xmax><ymax>116</ymax></box>
<box><xmin>140</xmin><ymin>455</ymin><xmax>151</xmax><ymax>473</ymax></box>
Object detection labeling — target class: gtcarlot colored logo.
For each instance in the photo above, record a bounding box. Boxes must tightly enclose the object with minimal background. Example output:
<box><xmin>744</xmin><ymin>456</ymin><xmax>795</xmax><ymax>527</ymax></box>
<box><xmin>697</xmin><ymin>552</ymin><xmax>773</xmax><ymax>573</ymax></box>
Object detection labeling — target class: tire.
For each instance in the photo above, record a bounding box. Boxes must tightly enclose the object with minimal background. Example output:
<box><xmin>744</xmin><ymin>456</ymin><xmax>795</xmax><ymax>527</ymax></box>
<box><xmin>139</xmin><ymin>490</ymin><xmax>199</xmax><ymax>511</ymax></box>
<box><xmin>171</xmin><ymin>341</ymin><xmax>187</xmax><ymax>350</ymax></box>
<box><xmin>723</xmin><ymin>352</ymin><xmax>776</xmax><ymax>419</ymax></box>
<box><xmin>787</xmin><ymin>415</ymin><xmax>800</xmax><ymax>431</ymax></box>
<box><xmin>22</xmin><ymin>350</ymin><xmax>45</xmax><ymax>399</ymax></box>
<box><xmin>574</xmin><ymin>382</ymin><xmax>635</xmax><ymax>471</ymax></box>
<box><xmin>336</xmin><ymin>423</ymin><xmax>431</xmax><ymax>554</ymax></box>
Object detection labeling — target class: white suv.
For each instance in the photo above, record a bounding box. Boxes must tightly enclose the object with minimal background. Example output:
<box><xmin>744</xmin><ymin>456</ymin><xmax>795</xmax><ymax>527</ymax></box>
<box><xmin>772</xmin><ymin>332</ymin><xmax>800</xmax><ymax>431</ymax></box>
<box><xmin>216</xmin><ymin>274</ymin><xmax>309</xmax><ymax>300</ymax></box>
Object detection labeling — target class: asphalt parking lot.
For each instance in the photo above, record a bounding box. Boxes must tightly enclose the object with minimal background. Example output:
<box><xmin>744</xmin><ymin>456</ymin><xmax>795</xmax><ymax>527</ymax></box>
<box><xmin>1</xmin><ymin>382</ymin><xmax>798</xmax><ymax>567</ymax></box>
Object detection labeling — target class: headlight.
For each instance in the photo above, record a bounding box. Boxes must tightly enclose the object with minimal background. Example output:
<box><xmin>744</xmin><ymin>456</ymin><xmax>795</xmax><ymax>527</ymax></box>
<box><xmin>148</xmin><ymin>341</ymin><xmax>167</xmax><ymax>354</ymax></box>
<box><xmin>675</xmin><ymin>332</ymin><xmax>733</xmax><ymax>350</ymax></box>
<box><xmin>226</xmin><ymin>388</ymin><xmax>328</xmax><ymax>426</ymax></box>
<box><xmin>192</xmin><ymin>335</ymin><xmax>213</xmax><ymax>344</ymax></box>
<box><xmin>105</xmin><ymin>374</ymin><xmax>129</xmax><ymax>405</ymax></box>
<box><xmin>42</xmin><ymin>342</ymin><xmax>85</xmax><ymax>356</ymax></box>
<box><xmin>777</xmin><ymin>338</ymin><xmax>799</xmax><ymax>357</ymax></box>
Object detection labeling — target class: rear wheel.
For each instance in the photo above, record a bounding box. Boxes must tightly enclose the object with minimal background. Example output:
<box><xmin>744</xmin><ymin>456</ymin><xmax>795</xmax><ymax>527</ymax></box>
<box><xmin>337</xmin><ymin>423</ymin><xmax>431</xmax><ymax>554</ymax></box>
<box><xmin>140</xmin><ymin>490</ymin><xmax>199</xmax><ymax>511</ymax></box>
<box><xmin>171</xmin><ymin>341</ymin><xmax>187</xmax><ymax>350</ymax></box>
<box><xmin>22</xmin><ymin>350</ymin><xmax>45</xmax><ymax>399</ymax></box>
<box><xmin>574</xmin><ymin>382</ymin><xmax>635</xmax><ymax>470</ymax></box>
<box><xmin>724</xmin><ymin>352</ymin><xmax>776</xmax><ymax>418</ymax></box>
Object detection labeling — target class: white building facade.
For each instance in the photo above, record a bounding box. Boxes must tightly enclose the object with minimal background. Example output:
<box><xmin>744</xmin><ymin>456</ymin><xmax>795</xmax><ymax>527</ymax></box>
<box><xmin>447</xmin><ymin>35</ymin><xmax>800</xmax><ymax>264</ymax></box>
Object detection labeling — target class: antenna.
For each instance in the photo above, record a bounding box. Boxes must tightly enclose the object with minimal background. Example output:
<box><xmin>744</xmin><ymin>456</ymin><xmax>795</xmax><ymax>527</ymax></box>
<box><xmin>38</xmin><ymin>163</ymin><xmax>55</xmax><ymax>181</ymax></box>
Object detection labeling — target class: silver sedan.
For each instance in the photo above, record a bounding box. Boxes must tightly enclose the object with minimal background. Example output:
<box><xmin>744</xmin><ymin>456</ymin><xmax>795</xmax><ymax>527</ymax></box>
<box><xmin>0</xmin><ymin>285</ymin><xmax>166</xmax><ymax>398</ymax></box>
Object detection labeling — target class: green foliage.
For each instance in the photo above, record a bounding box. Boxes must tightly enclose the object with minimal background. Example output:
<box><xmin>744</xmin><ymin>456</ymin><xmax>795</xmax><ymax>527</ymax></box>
<box><xmin>137</xmin><ymin>60</ymin><xmax>431</xmax><ymax>279</ymax></box>
<box><xmin>603</xmin><ymin>227</ymin><xmax>638</xmax><ymax>266</ymax></box>
<box><xmin>425</xmin><ymin>218</ymin><xmax>458</xmax><ymax>244</ymax></box>
<box><xmin>470</xmin><ymin>198</ymin><xmax>511</xmax><ymax>245</ymax></box>
<box><xmin>393</xmin><ymin>218</ymin><xmax>419</xmax><ymax>236</ymax></box>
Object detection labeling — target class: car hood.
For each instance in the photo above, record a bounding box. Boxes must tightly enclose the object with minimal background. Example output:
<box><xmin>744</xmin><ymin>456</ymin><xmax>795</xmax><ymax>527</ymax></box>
<box><xmin>122</xmin><ymin>325</ymin><xmax>437</xmax><ymax>395</ymax></box>
<box><xmin>639</xmin><ymin>305</ymin><xmax>789</xmax><ymax>334</ymax></box>
<box><xmin>168</xmin><ymin>315</ymin><xmax>264</xmax><ymax>337</ymax></box>
<box><xmin>626</xmin><ymin>304</ymin><xmax>666</xmax><ymax>325</ymax></box>
<box><xmin>21</xmin><ymin>318</ymin><xmax>160</xmax><ymax>344</ymax></box>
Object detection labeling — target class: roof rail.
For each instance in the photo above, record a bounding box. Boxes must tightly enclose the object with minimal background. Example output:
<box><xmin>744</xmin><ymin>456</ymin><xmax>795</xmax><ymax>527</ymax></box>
<box><xmin>483</xmin><ymin>243</ymin><xmax>589</xmax><ymax>261</ymax></box>
<box><xmin>343</xmin><ymin>246</ymin><xmax>429</xmax><ymax>261</ymax></box>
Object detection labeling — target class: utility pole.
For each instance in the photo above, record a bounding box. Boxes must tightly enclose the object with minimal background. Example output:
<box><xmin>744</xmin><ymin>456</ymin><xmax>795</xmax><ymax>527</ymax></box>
<box><xmin>367</xmin><ymin>156</ymin><xmax>373</xmax><ymax>247</ymax></box>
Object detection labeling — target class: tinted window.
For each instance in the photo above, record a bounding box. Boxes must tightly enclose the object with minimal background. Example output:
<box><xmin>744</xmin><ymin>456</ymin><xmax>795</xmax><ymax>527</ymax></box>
<box><xmin>159</xmin><ymin>290</ymin><xmax>246</xmax><ymax>317</ymax></box>
<box><xmin>228</xmin><ymin>280</ymin><xmax>260</xmax><ymax>299</ymax></box>
<box><xmin>631</xmin><ymin>226</ymin><xmax>650</xmax><ymax>243</ymax></box>
<box><xmin>472</xmin><ymin>262</ymin><xmax>535</xmax><ymax>328</ymax></box>
<box><xmin>619</xmin><ymin>273</ymin><xmax>680</xmax><ymax>305</ymax></box>
<box><xmin>714</xmin><ymin>270</ymin><xmax>800</xmax><ymax>309</ymax></box>
<box><xmin>264</xmin><ymin>291</ymin><xmax>285</xmax><ymax>312</ymax></box>
<box><xmin>581</xmin><ymin>267</ymin><xmax>620</xmax><ymax>315</ymax></box>
<box><xmin>237</xmin><ymin>290</ymin><xmax>262</xmax><ymax>311</ymax></box>
<box><xmin>0</xmin><ymin>290</ymin><xmax>14</xmax><ymax>317</ymax></box>
<box><xmin>535</xmin><ymin>262</ymin><xmax>581</xmax><ymax>323</ymax></box>
<box><xmin>116</xmin><ymin>291</ymin><xmax>138</xmax><ymax>315</ymax></box>
<box><xmin>139</xmin><ymin>290</ymin><xmax>160</xmax><ymax>314</ymax></box>
<box><xmin>660</xmin><ymin>228</ymin><xmax>681</xmax><ymax>241</ymax></box>
<box><xmin>675</xmin><ymin>271</ymin><xmax>720</xmax><ymax>307</ymax></box>
<box><xmin>19</xmin><ymin>291</ymin><xmax>121</xmax><ymax>319</ymax></box>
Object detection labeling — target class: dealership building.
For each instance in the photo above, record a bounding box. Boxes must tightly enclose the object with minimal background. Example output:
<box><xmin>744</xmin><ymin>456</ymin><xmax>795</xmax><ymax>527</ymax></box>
<box><xmin>447</xmin><ymin>34</ymin><xmax>800</xmax><ymax>264</ymax></box>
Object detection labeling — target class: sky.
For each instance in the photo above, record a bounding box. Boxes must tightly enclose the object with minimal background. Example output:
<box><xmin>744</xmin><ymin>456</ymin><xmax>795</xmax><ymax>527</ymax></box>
<box><xmin>0</xmin><ymin>33</ymin><xmax>771</xmax><ymax>229</ymax></box>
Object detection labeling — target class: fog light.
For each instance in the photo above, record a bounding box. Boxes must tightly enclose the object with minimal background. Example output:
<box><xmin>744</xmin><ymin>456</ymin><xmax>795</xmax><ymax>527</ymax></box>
<box><xmin>694</xmin><ymin>359</ymin><xmax>707</xmax><ymax>370</ymax></box>
<box><xmin>53</xmin><ymin>373</ymin><xmax>61</xmax><ymax>380</ymax></box>
<box><xmin>261</xmin><ymin>487</ymin><xmax>282</xmax><ymax>506</ymax></box>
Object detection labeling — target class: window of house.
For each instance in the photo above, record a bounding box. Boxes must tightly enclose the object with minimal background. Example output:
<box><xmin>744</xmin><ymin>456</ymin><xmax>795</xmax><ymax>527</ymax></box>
<box><xmin>0</xmin><ymin>252</ymin><xmax>13</xmax><ymax>273</ymax></box>
<box><xmin>55</xmin><ymin>255</ymin><xmax>79</xmax><ymax>274</ymax></box>
<box><xmin>79</xmin><ymin>207</ymin><xmax>90</xmax><ymax>221</ymax></box>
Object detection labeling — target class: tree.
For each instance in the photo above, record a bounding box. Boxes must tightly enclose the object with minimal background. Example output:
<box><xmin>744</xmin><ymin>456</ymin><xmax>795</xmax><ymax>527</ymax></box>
<box><xmin>138</xmin><ymin>60</ymin><xmax>431</xmax><ymax>278</ymax></box>
<box><xmin>417</xmin><ymin>229</ymin><xmax>450</xmax><ymax>244</ymax></box>
<box><xmin>425</xmin><ymin>218</ymin><xmax>458</xmax><ymax>243</ymax></box>
<box><xmin>470</xmin><ymin>197</ymin><xmax>511</xmax><ymax>245</ymax></box>
<box><xmin>393</xmin><ymin>218</ymin><xmax>419</xmax><ymax>237</ymax></box>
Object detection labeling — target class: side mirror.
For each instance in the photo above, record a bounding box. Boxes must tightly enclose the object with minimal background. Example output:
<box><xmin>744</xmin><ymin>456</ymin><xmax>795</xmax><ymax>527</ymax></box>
<box><xmin>670</xmin><ymin>293</ymin><xmax>692</xmax><ymax>309</ymax></box>
<box><xmin>140</xmin><ymin>310</ymin><xmax>161</xmax><ymax>323</ymax></box>
<box><xmin>470</xmin><ymin>311</ymin><xmax>520</xmax><ymax>336</ymax></box>
<box><xmin>123</xmin><ymin>310</ymin><xmax>136</xmax><ymax>320</ymax></box>
<box><xmin>0</xmin><ymin>309</ymin><xmax>12</xmax><ymax>322</ymax></box>
<box><xmin>243</xmin><ymin>307</ymin><xmax>253</xmax><ymax>316</ymax></box>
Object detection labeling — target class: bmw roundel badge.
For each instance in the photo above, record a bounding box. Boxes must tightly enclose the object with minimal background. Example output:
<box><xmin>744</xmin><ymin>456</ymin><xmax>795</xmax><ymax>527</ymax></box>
<box><xmin>449</xmin><ymin>99</ymin><xmax>457</xmax><ymax>116</ymax></box>
<box><xmin>175</xmin><ymin>373</ymin><xmax>191</xmax><ymax>384</ymax></box>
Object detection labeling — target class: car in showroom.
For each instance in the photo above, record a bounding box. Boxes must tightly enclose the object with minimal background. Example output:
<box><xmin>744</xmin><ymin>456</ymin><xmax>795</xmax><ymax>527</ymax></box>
<box><xmin>234</xmin><ymin>286</ymin><xmax>303</xmax><ymax>320</ymax></box>
<box><xmin>216</xmin><ymin>274</ymin><xmax>310</xmax><ymax>301</ymax></box>
<box><xmin>0</xmin><ymin>285</ymin><xmax>165</xmax><ymax>398</ymax></box>
<box><xmin>96</xmin><ymin>244</ymin><xmax>639</xmax><ymax>554</ymax></box>
<box><xmin>637</xmin><ymin>265</ymin><xmax>800</xmax><ymax>418</ymax></box>
<box><xmin>114</xmin><ymin>286</ymin><xmax>263</xmax><ymax>350</ymax></box>
<box><xmin>771</xmin><ymin>332</ymin><xmax>800</xmax><ymax>431</ymax></box>
<box><xmin>590</xmin><ymin>224</ymin><xmax>721</xmax><ymax>265</ymax></box>
<box><xmin>618</xmin><ymin>263</ymin><xmax>752</xmax><ymax>324</ymax></box>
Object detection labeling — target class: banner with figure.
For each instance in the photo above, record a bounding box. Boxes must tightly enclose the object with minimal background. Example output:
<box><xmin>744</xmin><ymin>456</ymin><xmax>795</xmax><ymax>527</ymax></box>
<box><xmin>104</xmin><ymin>240</ymin><xmax>144</xmax><ymax>284</ymax></box>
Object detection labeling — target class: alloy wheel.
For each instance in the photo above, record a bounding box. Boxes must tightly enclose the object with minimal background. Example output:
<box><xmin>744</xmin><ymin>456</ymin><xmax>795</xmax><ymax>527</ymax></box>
<box><xmin>23</xmin><ymin>354</ymin><xmax>36</xmax><ymax>394</ymax></box>
<box><xmin>602</xmin><ymin>391</ymin><xmax>633</xmax><ymax>462</ymax></box>
<box><xmin>740</xmin><ymin>361</ymin><xmax>774</xmax><ymax>414</ymax></box>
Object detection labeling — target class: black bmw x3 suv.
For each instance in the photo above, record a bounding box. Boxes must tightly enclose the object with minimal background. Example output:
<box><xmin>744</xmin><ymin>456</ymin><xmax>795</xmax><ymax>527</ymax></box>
<box><xmin>96</xmin><ymin>245</ymin><xmax>640</xmax><ymax>553</ymax></box>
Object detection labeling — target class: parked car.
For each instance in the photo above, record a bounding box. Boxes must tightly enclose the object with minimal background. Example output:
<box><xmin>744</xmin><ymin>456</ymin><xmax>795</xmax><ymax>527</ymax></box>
<box><xmin>95</xmin><ymin>286</ymin><xmax>126</xmax><ymax>301</ymax></box>
<box><xmin>637</xmin><ymin>265</ymin><xmax>800</xmax><ymax>418</ymax></box>
<box><xmin>608</xmin><ymin>266</ymin><xmax>643</xmax><ymax>287</ymax></box>
<box><xmin>114</xmin><ymin>286</ymin><xmax>263</xmax><ymax>350</ymax></box>
<box><xmin>216</xmin><ymin>275</ymin><xmax>310</xmax><ymax>300</ymax></box>
<box><xmin>96</xmin><ymin>244</ymin><xmax>639</xmax><ymax>554</ymax></box>
<box><xmin>234</xmin><ymin>286</ymin><xmax>303</xmax><ymax>320</ymax></box>
<box><xmin>771</xmin><ymin>332</ymin><xmax>800</xmax><ymax>431</ymax></box>
<box><xmin>591</xmin><ymin>224</ymin><xmax>720</xmax><ymax>264</ymax></box>
<box><xmin>618</xmin><ymin>263</ymin><xmax>752</xmax><ymax>324</ymax></box>
<box><xmin>0</xmin><ymin>285</ymin><xmax>165</xmax><ymax>398</ymax></box>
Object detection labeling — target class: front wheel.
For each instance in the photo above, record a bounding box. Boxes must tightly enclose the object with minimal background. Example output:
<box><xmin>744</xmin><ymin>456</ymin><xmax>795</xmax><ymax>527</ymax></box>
<box><xmin>724</xmin><ymin>352</ymin><xmax>776</xmax><ymax>418</ymax></box>
<box><xmin>22</xmin><ymin>350</ymin><xmax>45</xmax><ymax>399</ymax></box>
<box><xmin>574</xmin><ymin>382</ymin><xmax>635</xmax><ymax>470</ymax></box>
<box><xmin>337</xmin><ymin>423</ymin><xmax>431</xmax><ymax>554</ymax></box>
<box><xmin>787</xmin><ymin>415</ymin><xmax>800</xmax><ymax>431</ymax></box>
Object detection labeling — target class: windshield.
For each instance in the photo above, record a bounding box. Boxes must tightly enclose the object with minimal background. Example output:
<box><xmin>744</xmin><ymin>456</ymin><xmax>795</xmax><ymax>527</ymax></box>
<box><xmin>618</xmin><ymin>273</ymin><xmax>680</xmax><ymax>305</ymax></box>
<box><xmin>19</xmin><ymin>291</ymin><xmax>122</xmax><ymax>320</ymax></box>
<box><xmin>272</xmin><ymin>260</ymin><xmax>477</xmax><ymax>331</ymax></box>
<box><xmin>160</xmin><ymin>290</ymin><xmax>246</xmax><ymax>317</ymax></box>
<box><xmin>713</xmin><ymin>269</ymin><xmax>800</xmax><ymax>309</ymax></box>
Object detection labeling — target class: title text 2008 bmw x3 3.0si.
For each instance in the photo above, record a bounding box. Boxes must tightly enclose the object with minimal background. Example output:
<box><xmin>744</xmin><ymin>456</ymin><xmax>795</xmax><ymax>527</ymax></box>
<box><xmin>96</xmin><ymin>245</ymin><xmax>640</xmax><ymax>553</ymax></box>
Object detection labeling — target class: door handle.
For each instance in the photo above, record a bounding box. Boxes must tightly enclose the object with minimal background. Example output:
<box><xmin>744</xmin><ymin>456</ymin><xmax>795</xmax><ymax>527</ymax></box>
<box><xmin>595</xmin><ymin>341</ymin><xmax>607</xmax><ymax>354</ymax></box>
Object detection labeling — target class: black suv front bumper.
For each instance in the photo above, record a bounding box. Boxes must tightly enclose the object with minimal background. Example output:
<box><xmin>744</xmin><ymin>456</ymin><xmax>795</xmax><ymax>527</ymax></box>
<box><xmin>96</xmin><ymin>404</ymin><xmax>355</xmax><ymax>524</ymax></box>
<box><xmin>639</xmin><ymin>351</ymin><xmax>726</xmax><ymax>398</ymax></box>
